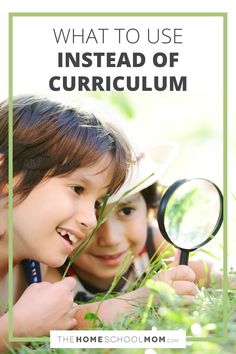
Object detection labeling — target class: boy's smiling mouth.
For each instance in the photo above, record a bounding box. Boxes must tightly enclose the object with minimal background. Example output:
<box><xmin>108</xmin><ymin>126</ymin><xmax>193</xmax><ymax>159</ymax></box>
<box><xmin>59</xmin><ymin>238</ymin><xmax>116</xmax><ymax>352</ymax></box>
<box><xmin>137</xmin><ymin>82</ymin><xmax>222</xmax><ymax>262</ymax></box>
<box><xmin>91</xmin><ymin>250</ymin><xmax>128</xmax><ymax>266</ymax></box>
<box><xmin>56</xmin><ymin>226</ymin><xmax>85</xmax><ymax>249</ymax></box>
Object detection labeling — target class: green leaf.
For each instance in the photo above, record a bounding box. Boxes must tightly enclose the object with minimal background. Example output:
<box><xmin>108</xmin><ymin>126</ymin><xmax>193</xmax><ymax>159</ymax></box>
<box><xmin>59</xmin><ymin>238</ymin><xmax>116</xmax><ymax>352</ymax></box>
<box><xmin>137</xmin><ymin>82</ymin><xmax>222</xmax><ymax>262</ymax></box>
<box><xmin>146</xmin><ymin>279</ymin><xmax>176</xmax><ymax>295</ymax></box>
<box><xmin>84</xmin><ymin>312</ymin><xmax>100</xmax><ymax>321</ymax></box>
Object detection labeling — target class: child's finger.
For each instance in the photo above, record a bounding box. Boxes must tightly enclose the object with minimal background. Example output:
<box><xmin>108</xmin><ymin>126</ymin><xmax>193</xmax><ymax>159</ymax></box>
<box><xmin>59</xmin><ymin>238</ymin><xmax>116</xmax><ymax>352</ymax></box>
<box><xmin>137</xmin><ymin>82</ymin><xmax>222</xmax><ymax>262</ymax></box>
<box><xmin>172</xmin><ymin>265</ymin><xmax>196</xmax><ymax>282</ymax></box>
<box><xmin>179</xmin><ymin>295</ymin><xmax>196</xmax><ymax>305</ymax></box>
<box><xmin>158</xmin><ymin>265</ymin><xmax>196</xmax><ymax>284</ymax></box>
<box><xmin>71</xmin><ymin>303</ymin><xmax>80</xmax><ymax>315</ymax></box>
<box><xmin>172</xmin><ymin>280</ymin><xmax>198</xmax><ymax>296</ymax></box>
<box><xmin>67</xmin><ymin>317</ymin><xmax>78</xmax><ymax>329</ymax></box>
<box><xmin>59</xmin><ymin>276</ymin><xmax>76</xmax><ymax>291</ymax></box>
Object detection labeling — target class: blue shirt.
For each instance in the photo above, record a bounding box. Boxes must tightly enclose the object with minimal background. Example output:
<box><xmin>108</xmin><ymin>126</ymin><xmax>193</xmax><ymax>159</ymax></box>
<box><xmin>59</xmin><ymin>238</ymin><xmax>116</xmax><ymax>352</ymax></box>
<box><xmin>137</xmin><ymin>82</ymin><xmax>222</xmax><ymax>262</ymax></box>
<box><xmin>21</xmin><ymin>259</ymin><xmax>42</xmax><ymax>284</ymax></box>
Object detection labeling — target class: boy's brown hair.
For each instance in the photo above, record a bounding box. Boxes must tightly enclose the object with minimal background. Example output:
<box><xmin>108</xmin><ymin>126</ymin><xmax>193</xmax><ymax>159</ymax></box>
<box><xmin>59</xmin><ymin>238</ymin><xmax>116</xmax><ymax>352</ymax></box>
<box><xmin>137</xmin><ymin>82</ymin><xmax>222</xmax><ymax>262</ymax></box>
<box><xmin>0</xmin><ymin>95</ymin><xmax>132</xmax><ymax>202</ymax></box>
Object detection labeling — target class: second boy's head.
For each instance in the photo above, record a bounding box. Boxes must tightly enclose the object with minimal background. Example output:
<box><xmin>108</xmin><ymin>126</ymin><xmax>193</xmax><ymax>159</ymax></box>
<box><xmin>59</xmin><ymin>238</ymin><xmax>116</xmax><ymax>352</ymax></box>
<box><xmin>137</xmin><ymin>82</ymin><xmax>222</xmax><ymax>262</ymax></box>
<box><xmin>72</xmin><ymin>182</ymin><xmax>159</xmax><ymax>290</ymax></box>
<box><xmin>71</xmin><ymin>133</ymin><xmax>177</xmax><ymax>289</ymax></box>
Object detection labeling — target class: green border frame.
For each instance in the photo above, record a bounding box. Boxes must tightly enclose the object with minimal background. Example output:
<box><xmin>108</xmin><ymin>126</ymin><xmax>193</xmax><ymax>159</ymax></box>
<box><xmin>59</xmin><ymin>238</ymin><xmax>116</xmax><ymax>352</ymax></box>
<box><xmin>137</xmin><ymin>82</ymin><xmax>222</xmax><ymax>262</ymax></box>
<box><xmin>8</xmin><ymin>12</ymin><xmax>228</xmax><ymax>346</ymax></box>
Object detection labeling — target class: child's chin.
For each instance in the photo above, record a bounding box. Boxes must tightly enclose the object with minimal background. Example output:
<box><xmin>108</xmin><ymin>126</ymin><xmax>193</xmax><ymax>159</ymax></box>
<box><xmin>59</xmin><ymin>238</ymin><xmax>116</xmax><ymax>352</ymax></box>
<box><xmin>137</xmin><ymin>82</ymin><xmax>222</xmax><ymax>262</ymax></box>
<box><xmin>47</xmin><ymin>257</ymin><xmax>67</xmax><ymax>269</ymax></box>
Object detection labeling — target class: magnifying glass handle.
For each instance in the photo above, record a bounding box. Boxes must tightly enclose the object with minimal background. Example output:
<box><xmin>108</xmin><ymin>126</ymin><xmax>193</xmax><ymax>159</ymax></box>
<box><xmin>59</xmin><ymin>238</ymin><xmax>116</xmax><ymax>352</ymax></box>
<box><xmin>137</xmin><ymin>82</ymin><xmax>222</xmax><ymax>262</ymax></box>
<box><xmin>180</xmin><ymin>250</ymin><xmax>189</xmax><ymax>265</ymax></box>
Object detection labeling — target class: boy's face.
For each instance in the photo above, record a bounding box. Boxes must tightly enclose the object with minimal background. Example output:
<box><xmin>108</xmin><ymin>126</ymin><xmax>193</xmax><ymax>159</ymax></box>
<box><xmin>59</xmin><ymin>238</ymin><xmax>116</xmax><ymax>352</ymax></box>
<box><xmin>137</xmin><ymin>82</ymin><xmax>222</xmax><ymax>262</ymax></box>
<box><xmin>12</xmin><ymin>153</ymin><xmax>115</xmax><ymax>268</ymax></box>
<box><xmin>72</xmin><ymin>192</ymin><xmax>148</xmax><ymax>289</ymax></box>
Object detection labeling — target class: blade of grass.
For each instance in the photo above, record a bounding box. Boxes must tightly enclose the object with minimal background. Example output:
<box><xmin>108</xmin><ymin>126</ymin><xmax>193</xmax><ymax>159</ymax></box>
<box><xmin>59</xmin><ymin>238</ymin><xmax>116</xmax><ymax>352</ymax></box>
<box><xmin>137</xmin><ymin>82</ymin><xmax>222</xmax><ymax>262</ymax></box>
<box><xmin>93</xmin><ymin>252</ymin><xmax>133</xmax><ymax>323</ymax></box>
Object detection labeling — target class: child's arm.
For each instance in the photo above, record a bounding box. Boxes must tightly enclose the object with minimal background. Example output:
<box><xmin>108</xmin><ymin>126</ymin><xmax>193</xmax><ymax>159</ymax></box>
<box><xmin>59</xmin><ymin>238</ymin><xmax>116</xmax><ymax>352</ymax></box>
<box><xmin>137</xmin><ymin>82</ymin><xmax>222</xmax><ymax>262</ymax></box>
<box><xmin>0</xmin><ymin>277</ymin><xmax>78</xmax><ymax>352</ymax></box>
<box><xmin>46</xmin><ymin>263</ymin><xmax>197</xmax><ymax>329</ymax></box>
<box><xmin>74</xmin><ymin>263</ymin><xmax>197</xmax><ymax>328</ymax></box>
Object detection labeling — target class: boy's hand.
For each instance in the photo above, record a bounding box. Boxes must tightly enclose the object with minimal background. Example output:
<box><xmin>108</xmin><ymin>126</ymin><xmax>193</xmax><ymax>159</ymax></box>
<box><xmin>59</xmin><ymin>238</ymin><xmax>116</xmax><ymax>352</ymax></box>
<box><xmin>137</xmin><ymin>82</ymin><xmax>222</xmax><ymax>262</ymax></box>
<box><xmin>156</xmin><ymin>250</ymin><xmax>198</xmax><ymax>297</ymax></box>
<box><xmin>13</xmin><ymin>277</ymin><xmax>78</xmax><ymax>337</ymax></box>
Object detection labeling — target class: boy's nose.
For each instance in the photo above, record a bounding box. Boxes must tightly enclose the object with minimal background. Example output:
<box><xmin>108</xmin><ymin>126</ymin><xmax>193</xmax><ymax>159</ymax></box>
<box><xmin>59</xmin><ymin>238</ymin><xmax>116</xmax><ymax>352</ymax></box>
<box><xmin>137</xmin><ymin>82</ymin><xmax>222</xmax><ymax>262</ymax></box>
<box><xmin>74</xmin><ymin>203</ymin><xmax>97</xmax><ymax>234</ymax></box>
<box><xmin>97</xmin><ymin>220</ymin><xmax>121</xmax><ymax>247</ymax></box>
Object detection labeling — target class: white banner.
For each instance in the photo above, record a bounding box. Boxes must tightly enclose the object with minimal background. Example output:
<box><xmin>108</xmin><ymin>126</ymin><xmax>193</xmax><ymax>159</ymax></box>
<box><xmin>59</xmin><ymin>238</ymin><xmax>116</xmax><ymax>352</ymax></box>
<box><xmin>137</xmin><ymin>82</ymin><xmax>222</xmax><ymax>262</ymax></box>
<box><xmin>50</xmin><ymin>329</ymin><xmax>186</xmax><ymax>348</ymax></box>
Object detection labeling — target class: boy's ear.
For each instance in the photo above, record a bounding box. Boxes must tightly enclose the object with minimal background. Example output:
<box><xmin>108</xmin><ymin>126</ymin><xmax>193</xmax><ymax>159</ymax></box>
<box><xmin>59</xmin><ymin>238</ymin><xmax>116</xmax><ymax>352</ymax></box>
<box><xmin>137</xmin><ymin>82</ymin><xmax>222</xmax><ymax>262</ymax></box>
<box><xmin>0</xmin><ymin>154</ymin><xmax>8</xmax><ymax>194</ymax></box>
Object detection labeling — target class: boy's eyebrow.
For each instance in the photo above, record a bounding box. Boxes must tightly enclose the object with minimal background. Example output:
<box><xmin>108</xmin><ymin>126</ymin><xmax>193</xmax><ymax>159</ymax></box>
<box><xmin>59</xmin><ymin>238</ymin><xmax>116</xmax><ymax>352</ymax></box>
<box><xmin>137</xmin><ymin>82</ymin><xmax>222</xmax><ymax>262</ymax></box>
<box><xmin>118</xmin><ymin>194</ymin><xmax>141</xmax><ymax>206</ymax></box>
<box><xmin>69</xmin><ymin>175</ymin><xmax>110</xmax><ymax>194</ymax></box>
<box><xmin>69</xmin><ymin>176</ymin><xmax>91</xmax><ymax>186</ymax></box>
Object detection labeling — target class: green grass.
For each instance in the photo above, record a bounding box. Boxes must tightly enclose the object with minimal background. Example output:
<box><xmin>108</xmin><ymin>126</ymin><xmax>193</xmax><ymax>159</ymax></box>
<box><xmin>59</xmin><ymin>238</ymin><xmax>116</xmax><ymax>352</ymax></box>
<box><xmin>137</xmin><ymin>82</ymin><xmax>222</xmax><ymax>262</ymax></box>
<box><xmin>9</xmin><ymin>285</ymin><xmax>236</xmax><ymax>354</ymax></box>
<box><xmin>9</xmin><ymin>236</ymin><xmax>236</xmax><ymax>354</ymax></box>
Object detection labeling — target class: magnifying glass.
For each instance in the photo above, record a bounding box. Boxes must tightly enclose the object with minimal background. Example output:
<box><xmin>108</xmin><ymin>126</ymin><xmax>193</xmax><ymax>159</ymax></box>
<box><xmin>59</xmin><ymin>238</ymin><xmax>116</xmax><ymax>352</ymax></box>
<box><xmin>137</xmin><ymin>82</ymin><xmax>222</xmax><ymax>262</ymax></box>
<box><xmin>157</xmin><ymin>178</ymin><xmax>223</xmax><ymax>265</ymax></box>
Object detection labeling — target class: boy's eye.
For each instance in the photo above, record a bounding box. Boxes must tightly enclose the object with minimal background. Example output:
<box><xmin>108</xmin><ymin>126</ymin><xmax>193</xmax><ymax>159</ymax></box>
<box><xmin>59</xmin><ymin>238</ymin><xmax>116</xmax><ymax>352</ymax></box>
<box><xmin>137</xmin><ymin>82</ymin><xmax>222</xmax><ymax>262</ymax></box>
<box><xmin>95</xmin><ymin>200</ymin><xmax>101</xmax><ymax>210</ymax></box>
<box><xmin>72</xmin><ymin>186</ymin><xmax>84</xmax><ymax>195</ymax></box>
<box><xmin>119</xmin><ymin>207</ymin><xmax>135</xmax><ymax>216</ymax></box>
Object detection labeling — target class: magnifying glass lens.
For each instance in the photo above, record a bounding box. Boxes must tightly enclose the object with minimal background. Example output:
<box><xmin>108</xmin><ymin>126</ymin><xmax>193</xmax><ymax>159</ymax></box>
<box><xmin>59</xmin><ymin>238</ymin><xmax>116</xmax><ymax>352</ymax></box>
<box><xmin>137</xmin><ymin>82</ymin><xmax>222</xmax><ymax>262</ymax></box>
<box><xmin>158</xmin><ymin>178</ymin><xmax>223</xmax><ymax>265</ymax></box>
<box><xmin>164</xmin><ymin>179</ymin><xmax>222</xmax><ymax>249</ymax></box>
